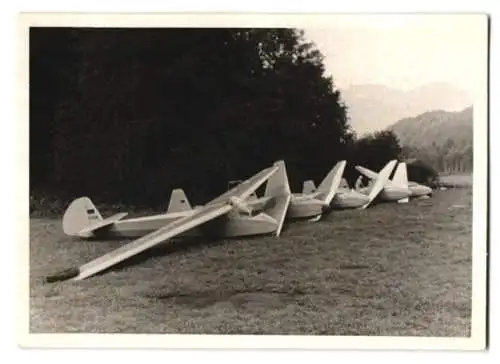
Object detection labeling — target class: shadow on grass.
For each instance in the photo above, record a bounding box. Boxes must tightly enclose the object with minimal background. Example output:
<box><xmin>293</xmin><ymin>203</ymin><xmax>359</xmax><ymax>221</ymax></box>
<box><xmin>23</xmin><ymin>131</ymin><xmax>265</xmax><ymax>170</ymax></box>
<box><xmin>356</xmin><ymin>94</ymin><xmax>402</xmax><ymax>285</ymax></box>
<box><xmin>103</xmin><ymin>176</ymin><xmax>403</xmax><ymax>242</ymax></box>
<box><xmin>96</xmin><ymin>233</ymin><xmax>273</xmax><ymax>278</ymax></box>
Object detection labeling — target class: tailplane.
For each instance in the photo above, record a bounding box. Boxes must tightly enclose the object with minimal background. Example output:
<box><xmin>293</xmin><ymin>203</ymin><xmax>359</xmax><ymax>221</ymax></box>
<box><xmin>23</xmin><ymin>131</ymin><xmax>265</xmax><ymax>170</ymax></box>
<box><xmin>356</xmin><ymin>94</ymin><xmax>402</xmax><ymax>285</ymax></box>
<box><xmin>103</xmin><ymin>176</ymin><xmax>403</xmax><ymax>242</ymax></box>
<box><xmin>355</xmin><ymin>165</ymin><xmax>379</xmax><ymax>180</ymax></box>
<box><xmin>315</xmin><ymin>160</ymin><xmax>347</xmax><ymax>205</ymax></box>
<box><xmin>167</xmin><ymin>188</ymin><xmax>192</xmax><ymax>213</ymax></box>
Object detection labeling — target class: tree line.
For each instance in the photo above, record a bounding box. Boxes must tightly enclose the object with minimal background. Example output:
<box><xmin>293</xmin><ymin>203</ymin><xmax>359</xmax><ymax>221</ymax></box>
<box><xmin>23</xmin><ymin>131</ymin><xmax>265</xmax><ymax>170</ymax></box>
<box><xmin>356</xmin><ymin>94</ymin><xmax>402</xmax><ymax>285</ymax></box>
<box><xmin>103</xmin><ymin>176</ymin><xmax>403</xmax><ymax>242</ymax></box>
<box><xmin>402</xmin><ymin>141</ymin><xmax>472</xmax><ymax>174</ymax></box>
<box><xmin>391</xmin><ymin>107</ymin><xmax>473</xmax><ymax>176</ymax></box>
<box><xmin>30</xmin><ymin>27</ymin><xmax>403</xmax><ymax>210</ymax></box>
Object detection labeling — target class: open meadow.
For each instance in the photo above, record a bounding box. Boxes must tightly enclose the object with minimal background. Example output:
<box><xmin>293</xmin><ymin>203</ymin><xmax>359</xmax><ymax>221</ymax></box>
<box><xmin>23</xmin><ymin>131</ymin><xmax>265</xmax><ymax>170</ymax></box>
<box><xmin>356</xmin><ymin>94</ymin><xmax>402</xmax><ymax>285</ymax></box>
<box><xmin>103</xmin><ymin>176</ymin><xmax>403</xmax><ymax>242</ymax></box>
<box><xmin>28</xmin><ymin>187</ymin><xmax>472</xmax><ymax>336</ymax></box>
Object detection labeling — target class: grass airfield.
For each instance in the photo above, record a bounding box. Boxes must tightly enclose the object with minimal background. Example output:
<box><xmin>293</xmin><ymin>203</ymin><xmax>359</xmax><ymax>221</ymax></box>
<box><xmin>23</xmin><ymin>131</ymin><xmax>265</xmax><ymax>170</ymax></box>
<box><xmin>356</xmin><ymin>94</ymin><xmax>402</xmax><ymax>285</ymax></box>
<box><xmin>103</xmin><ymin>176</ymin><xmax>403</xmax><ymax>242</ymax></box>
<box><xmin>28</xmin><ymin>187</ymin><xmax>472</xmax><ymax>336</ymax></box>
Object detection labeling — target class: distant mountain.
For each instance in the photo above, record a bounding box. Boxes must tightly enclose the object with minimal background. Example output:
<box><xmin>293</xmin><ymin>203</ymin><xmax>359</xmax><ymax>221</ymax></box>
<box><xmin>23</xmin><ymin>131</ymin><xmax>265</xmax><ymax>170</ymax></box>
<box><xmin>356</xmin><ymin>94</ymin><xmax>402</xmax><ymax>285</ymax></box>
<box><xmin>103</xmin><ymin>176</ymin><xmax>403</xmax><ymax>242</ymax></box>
<box><xmin>388</xmin><ymin>106</ymin><xmax>473</xmax><ymax>173</ymax></box>
<box><xmin>340</xmin><ymin>82</ymin><xmax>472</xmax><ymax>135</ymax></box>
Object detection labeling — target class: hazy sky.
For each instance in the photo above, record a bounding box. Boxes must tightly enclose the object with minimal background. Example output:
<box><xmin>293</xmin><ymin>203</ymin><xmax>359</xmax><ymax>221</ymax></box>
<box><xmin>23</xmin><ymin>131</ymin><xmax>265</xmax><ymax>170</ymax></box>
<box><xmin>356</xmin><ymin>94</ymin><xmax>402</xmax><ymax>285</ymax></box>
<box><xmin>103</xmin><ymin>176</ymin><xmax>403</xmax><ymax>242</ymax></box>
<box><xmin>302</xmin><ymin>14</ymin><xmax>487</xmax><ymax>94</ymax></box>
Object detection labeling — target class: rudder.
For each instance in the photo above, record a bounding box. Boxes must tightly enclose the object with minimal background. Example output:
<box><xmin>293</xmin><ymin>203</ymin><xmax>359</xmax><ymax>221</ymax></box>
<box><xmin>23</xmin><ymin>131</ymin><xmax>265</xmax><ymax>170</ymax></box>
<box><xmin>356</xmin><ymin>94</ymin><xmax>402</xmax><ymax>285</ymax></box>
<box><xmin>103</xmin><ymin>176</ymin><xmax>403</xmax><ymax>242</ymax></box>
<box><xmin>167</xmin><ymin>189</ymin><xmax>192</xmax><ymax>213</ymax></box>
<box><xmin>392</xmin><ymin>162</ymin><xmax>409</xmax><ymax>188</ymax></box>
<box><xmin>302</xmin><ymin>180</ymin><xmax>316</xmax><ymax>194</ymax></box>
<box><xmin>392</xmin><ymin>162</ymin><xmax>410</xmax><ymax>203</ymax></box>
<box><xmin>264</xmin><ymin>160</ymin><xmax>291</xmax><ymax>198</ymax></box>
<box><xmin>263</xmin><ymin>160</ymin><xmax>292</xmax><ymax>237</ymax></box>
<box><xmin>62</xmin><ymin>197</ymin><xmax>103</xmax><ymax>236</ymax></box>
<box><xmin>315</xmin><ymin>160</ymin><xmax>347</xmax><ymax>205</ymax></box>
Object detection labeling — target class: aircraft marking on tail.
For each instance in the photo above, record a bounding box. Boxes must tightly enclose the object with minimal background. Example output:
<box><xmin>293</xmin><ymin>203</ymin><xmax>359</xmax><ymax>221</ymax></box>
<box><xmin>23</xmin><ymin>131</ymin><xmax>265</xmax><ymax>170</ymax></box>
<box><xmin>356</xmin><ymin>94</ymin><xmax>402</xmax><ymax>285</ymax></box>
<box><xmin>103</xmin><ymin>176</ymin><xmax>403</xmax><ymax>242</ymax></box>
<box><xmin>63</xmin><ymin>197</ymin><xmax>108</xmax><ymax>236</ymax></box>
<box><xmin>167</xmin><ymin>189</ymin><xmax>192</xmax><ymax>213</ymax></box>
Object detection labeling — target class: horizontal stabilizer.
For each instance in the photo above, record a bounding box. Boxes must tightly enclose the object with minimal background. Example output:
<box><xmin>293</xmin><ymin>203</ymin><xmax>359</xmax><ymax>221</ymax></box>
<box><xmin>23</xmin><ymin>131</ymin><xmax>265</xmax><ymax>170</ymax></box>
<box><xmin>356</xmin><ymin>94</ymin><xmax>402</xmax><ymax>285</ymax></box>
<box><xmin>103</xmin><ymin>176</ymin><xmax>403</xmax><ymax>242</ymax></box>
<box><xmin>77</xmin><ymin>212</ymin><xmax>128</xmax><ymax>237</ymax></box>
<box><xmin>355</xmin><ymin>165</ymin><xmax>379</xmax><ymax>180</ymax></box>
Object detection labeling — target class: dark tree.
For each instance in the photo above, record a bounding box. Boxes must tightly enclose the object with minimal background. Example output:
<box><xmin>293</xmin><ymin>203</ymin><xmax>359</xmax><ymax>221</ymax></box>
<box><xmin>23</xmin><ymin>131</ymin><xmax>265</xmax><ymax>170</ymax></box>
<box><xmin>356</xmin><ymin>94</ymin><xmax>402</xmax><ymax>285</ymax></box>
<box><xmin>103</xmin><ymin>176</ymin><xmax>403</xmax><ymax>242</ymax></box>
<box><xmin>344</xmin><ymin>130</ymin><xmax>403</xmax><ymax>186</ymax></box>
<box><xmin>30</xmin><ymin>27</ymin><xmax>351</xmax><ymax>210</ymax></box>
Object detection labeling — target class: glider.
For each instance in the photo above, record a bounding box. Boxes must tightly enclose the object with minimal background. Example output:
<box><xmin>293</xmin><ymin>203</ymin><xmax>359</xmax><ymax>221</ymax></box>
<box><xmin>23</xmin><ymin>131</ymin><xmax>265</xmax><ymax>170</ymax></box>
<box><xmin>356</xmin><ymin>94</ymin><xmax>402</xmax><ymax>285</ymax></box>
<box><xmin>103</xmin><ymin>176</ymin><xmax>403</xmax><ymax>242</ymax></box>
<box><xmin>57</xmin><ymin>163</ymin><xmax>291</xmax><ymax>281</ymax></box>
<box><xmin>301</xmin><ymin>162</ymin><xmax>370</xmax><ymax>211</ymax></box>
<box><xmin>287</xmin><ymin>160</ymin><xmax>347</xmax><ymax>221</ymax></box>
<box><xmin>356</xmin><ymin>162</ymin><xmax>432</xmax><ymax>198</ymax></box>
<box><xmin>355</xmin><ymin>162</ymin><xmax>428</xmax><ymax>202</ymax></box>
<box><xmin>241</xmin><ymin>160</ymin><xmax>347</xmax><ymax>222</ymax></box>
<box><xmin>353</xmin><ymin>159</ymin><xmax>401</xmax><ymax>208</ymax></box>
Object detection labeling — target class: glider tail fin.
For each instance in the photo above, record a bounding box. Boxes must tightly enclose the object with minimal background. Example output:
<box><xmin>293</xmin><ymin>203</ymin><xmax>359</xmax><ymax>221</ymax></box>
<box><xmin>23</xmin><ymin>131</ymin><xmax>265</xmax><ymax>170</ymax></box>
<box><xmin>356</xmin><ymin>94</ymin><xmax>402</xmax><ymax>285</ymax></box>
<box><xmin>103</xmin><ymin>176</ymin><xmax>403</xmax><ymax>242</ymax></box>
<box><xmin>263</xmin><ymin>160</ymin><xmax>292</xmax><ymax>237</ymax></box>
<box><xmin>339</xmin><ymin>178</ymin><xmax>349</xmax><ymax>189</ymax></box>
<box><xmin>62</xmin><ymin>197</ymin><xmax>103</xmax><ymax>236</ymax></box>
<box><xmin>167</xmin><ymin>189</ymin><xmax>192</xmax><ymax>213</ymax></box>
<box><xmin>361</xmin><ymin>159</ymin><xmax>398</xmax><ymax>208</ymax></box>
<box><xmin>316</xmin><ymin>160</ymin><xmax>347</xmax><ymax>205</ymax></box>
<box><xmin>392</xmin><ymin>162</ymin><xmax>410</xmax><ymax>203</ymax></box>
<box><xmin>264</xmin><ymin>160</ymin><xmax>291</xmax><ymax>198</ymax></box>
<box><xmin>302</xmin><ymin>180</ymin><xmax>316</xmax><ymax>194</ymax></box>
<box><xmin>355</xmin><ymin>165</ymin><xmax>379</xmax><ymax>180</ymax></box>
<box><xmin>392</xmin><ymin>162</ymin><xmax>409</xmax><ymax>188</ymax></box>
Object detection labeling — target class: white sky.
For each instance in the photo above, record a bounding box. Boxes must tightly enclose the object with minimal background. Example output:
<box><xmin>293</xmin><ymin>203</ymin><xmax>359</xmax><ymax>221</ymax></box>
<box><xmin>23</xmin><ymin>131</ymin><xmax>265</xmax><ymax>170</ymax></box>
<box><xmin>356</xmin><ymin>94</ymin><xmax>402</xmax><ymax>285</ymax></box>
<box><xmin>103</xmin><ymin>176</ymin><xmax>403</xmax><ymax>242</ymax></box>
<box><xmin>303</xmin><ymin>14</ymin><xmax>488</xmax><ymax>93</ymax></box>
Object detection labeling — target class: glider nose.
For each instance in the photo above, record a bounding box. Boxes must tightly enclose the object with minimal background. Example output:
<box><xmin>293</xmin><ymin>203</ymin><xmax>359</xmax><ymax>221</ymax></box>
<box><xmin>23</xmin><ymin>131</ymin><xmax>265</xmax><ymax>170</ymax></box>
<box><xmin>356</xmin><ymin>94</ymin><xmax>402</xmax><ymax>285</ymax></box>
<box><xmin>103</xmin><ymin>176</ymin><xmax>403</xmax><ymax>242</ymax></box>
<box><xmin>422</xmin><ymin>186</ymin><xmax>433</xmax><ymax>195</ymax></box>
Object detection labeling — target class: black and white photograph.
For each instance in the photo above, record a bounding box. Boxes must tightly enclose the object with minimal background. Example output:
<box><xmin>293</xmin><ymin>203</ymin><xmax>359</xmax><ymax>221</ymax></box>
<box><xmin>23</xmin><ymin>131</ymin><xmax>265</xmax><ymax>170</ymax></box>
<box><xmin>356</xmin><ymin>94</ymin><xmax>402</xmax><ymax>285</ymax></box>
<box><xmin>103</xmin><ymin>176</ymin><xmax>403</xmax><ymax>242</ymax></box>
<box><xmin>21</xmin><ymin>12</ymin><xmax>488</xmax><ymax>350</ymax></box>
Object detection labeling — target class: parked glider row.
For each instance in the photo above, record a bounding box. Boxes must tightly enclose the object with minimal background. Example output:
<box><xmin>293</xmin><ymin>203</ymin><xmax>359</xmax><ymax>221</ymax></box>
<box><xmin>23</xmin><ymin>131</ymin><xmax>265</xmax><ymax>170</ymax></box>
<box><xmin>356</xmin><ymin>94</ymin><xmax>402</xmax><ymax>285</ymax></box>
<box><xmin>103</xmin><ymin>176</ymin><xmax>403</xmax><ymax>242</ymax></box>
<box><xmin>52</xmin><ymin>159</ymin><xmax>432</xmax><ymax>282</ymax></box>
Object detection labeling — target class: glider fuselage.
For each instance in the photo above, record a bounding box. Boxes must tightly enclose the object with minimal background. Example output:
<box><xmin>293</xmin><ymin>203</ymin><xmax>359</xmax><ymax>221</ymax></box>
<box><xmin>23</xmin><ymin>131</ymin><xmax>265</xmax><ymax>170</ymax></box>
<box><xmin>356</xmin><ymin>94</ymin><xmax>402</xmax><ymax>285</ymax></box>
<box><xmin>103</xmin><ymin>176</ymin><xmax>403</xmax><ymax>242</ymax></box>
<box><xmin>408</xmin><ymin>182</ymin><xmax>433</xmax><ymax>197</ymax></box>
<box><xmin>358</xmin><ymin>184</ymin><xmax>411</xmax><ymax>202</ymax></box>
<box><xmin>330</xmin><ymin>189</ymin><xmax>370</xmax><ymax>209</ymax></box>
<box><xmin>86</xmin><ymin>210</ymin><xmax>279</xmax><ymax>240</ymax></box>
<box><xmin>286</xmin><ymin>194</ymin><xmax>326</xmax><ymax>219</ymax></box>
<box><xmin>247</xmin><ymin>194</ymin><xmax>326</xmax><ymax>220</ymax></box>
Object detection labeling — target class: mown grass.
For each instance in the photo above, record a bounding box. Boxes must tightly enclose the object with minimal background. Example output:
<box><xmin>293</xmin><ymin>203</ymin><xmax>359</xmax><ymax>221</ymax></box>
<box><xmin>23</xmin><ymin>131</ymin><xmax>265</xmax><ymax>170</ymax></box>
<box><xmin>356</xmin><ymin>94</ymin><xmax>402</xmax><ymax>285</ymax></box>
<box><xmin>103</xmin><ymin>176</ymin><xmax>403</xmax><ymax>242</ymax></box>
<box><xmin>29</xmin><ymin>188</ymin><xmax>472</xmax><ymax>336</ymax></box>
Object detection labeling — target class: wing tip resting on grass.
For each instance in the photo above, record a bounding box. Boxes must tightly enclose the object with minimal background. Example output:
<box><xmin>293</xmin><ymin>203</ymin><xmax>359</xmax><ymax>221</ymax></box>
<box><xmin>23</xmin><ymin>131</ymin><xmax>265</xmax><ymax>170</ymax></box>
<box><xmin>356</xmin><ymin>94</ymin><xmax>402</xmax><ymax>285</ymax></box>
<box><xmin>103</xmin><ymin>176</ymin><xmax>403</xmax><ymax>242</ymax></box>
<box><xmin>45</xmin><ymin>267</ymin><xmax>80</xmax><ymax>283</ymax></box>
